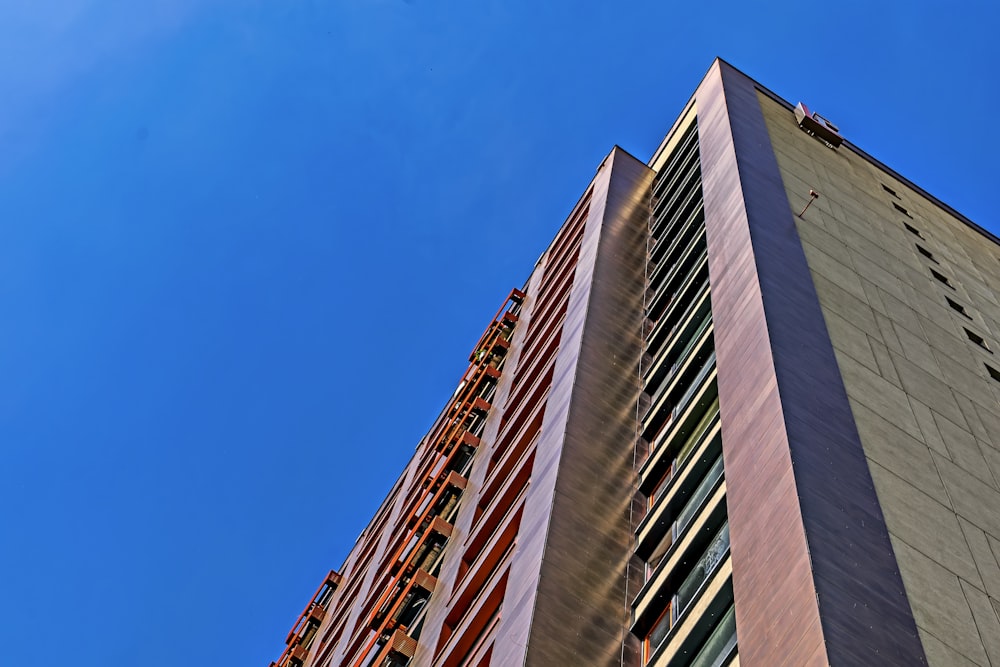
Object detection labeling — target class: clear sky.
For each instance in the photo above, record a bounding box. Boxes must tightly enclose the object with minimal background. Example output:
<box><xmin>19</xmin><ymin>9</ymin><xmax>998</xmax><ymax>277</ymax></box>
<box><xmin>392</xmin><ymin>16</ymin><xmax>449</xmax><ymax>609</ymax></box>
<box><xmin>1</xmin><ymin>1</ymin><xmax>998</xmax><ymax>665</ymax></box>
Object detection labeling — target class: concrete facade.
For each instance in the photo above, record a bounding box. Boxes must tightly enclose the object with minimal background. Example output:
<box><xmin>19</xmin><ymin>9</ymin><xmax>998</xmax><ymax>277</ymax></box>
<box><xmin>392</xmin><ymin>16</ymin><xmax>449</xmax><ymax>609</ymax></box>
<box><xmin>760</xmin><ymin>91</ymin><xmax>1000</xmax><ymax>667</ymax></box>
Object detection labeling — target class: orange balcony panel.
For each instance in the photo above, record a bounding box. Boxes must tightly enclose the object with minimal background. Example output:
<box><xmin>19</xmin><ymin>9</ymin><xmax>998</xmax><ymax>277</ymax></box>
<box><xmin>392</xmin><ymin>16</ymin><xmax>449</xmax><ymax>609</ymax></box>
<box><xmin>366</xmin><ymin>628</ymin><xmax>419</xmax><ymax>667</ymax></box>
<box><xmin>468</xmin><ymin>289</ymin><xmax>523</xmax><ymax>361</ymax></box>
<box><xmin>391</xmin><ymin>516</ymin><xmax>453</xmax><ymax>577</ymax></box>
<box><xmin>412</xmin><ymin>568</ymin><xmax>437</xmax><ymax>593</ymax></box>
<box><xmin>428</xmin><ymin>515</ymin><xmax>454</xmax><ymax>539</ymax></box>
<box><xmin>289</xmin><ymin>644</ymin><xmax>308</xmax><ymax>661</ymax></box>
<box><xmin>439</xmin><ymin>429</ymin><xmax>479</xmax><ymax>454</ymax></box>
<box><xmin>389</xmin><ymin>629</ymin><xmax>418</xmax><ymax>659</ymax></box>
<box><xmin>307</xmin><ymin>604</ymin><xmax>326</xmax><ymax>623</ymax></box>
<box><xmin>443</xmin><ymin>470</ymin><xmax>468</xmax><ymax>492</ymax></box>
<box><xmin>471</xmin><ymin>397</ymin><xmax>491</xmax><ymax>414</ymax></box>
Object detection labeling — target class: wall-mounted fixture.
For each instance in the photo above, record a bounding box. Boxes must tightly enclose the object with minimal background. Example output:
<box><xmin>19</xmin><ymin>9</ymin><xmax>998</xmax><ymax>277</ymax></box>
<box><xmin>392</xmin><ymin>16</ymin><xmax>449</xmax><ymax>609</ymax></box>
<box><xmin>794</xmin><ymin>103</ymin><xmax>843</xmax><ymax>149</ymax></box>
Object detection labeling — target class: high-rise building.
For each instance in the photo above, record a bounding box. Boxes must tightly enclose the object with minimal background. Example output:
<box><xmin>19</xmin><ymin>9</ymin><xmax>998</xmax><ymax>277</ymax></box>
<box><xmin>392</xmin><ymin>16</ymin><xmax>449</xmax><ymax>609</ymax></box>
<box><xmin>268</xmin><ymin>60</ymin><xmax>1000</xmax><ymax>667</ymax></box>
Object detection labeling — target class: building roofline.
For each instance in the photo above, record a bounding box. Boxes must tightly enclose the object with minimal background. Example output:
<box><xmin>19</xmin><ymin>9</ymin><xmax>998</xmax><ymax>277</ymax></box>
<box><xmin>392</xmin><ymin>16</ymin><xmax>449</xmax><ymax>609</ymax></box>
<box><xmin>650</xmin><ymin>57</ymin><xmax>1000</xmax><ymax>248</ymax></box>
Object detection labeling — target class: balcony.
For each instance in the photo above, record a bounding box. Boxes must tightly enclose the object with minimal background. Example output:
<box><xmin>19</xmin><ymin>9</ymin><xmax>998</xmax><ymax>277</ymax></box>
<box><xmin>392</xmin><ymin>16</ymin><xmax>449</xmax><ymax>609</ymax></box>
<box><xmin>632</xmin><ymin>484</ymin><xmax>727</xmax><ymax>624</ymax></box>
<box><xmin>645</xmin><ymin>276</ymin><xmax>710</xmax><ymax>363</ymax></box>
<box><xmin>638</xmin><ymin>449</ymin><xmax>725</xmax><ymax>576</ymax></box>
<box><xmin>270</xmin><ymin>570</ymin><xmax>342</xmax><ymax>667</ymax></box>
<box><xmin>651</xmin><ymin>124</ymin><xmax>700</xmax><ymax>210</ymax></box>
<box><xmin>637</xmin><ymin>522</ymin><xmax>733</xmax><ymax>666</ymax></box>
<box><xmin>640</xmin><ymin>396</ymin><xmax>720</xmax><ymax>505</ymax></box>
<box><xmin>643</xmin><ymin>308</ymin><xmax>713</xmax><ymax>398</ymax></box>
<box><xmin>643</xmin><ymin>349</ymin><xmax>716</xmax><ymax>448</ymax></box>
<box><xmin>647</xmin><ymin>239</ymin><xmax>707</xmax><ymax>322</ymax></box>
<box><xmin>686</xmin><ymin>604</ymin><xmax>737</xmax><ymax>667</ymax></box>
<box><xmin>652</xmin><ymin>156</ymin><xmax>703</xmax><ymax>242</ymax></box>
<box><xmin>647</xmin><ymin>578</ymin><xmax>735</xmax><ymax>667</ymax></box>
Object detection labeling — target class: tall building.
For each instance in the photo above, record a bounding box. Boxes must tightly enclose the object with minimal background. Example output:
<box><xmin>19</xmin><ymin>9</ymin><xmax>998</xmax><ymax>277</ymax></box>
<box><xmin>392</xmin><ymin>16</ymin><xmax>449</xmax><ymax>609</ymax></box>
<box><xmin>269</xmin><ymin>60</ymin><xmax>1000</xmax><ymax>667</ymax></box>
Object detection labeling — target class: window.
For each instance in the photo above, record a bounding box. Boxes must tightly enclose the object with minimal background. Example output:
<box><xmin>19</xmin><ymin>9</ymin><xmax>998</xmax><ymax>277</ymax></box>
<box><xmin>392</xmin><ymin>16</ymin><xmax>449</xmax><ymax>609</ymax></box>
<box><xmin>645</xmin><ymin>602</ymin><xmax>674</xmax><ymax>661</ymax></box>
<box><xmin>916</xmin><ymin>245</ymin><xmax>938</xmax><ymax>263</ymax></box>
<box><xmin>930</xmin><ymin>268</ymin><xmax>954</xmax><ymax>288</ymax></box>
<box><xmin>904</xmin><ymin>222</ymin><xmax>924</xmax><ymax>238</ymax></box>
<box><xmin>965</xmin><ymin>329</ymin><xmax>992</xmax><ymax>353</ymax></box>
<box><xmin>647</xmin><ymin>399</ymin><xmax>720</xmax><ymax>509</ymax></box>
<box><xmin>893</xmin><ymin>202</ymin><xmax>912</xmax><ymax>217</ymax></box>
<box><xmin>688</xmin><ymin>604</ymin><xmax>737</xmax><ymax>667</ymax></box>
<box><xmin>646</xmin><ymin>452</ymin><xmax>725</xmax><ymax>576</ymax></box>
<box><xmin>987</xmin><ymin>364</ymin><xmax>1000</xmax><ymax>383</ymax></box>
<box><xmin>947</xmin><ymin>297</ymin><xmax>972</xmax><ymax>319</ymax></box>
<box><xmin>643</xmin><ymin>522</ymin><xmax>731</xmax><ymax>662</ymax></box>
<box><xmin>882</xmin><ymin>183</ymin><xmax>899</xmax><ymax>198</ymax></box>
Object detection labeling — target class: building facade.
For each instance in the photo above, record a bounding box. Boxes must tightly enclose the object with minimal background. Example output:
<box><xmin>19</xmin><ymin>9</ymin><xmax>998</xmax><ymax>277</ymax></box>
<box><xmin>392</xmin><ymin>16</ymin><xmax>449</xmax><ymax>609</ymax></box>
<box><xmin>269</xmin><ymin>60</ymin><xmax>1000</xmax><ymax>667</ymax></box>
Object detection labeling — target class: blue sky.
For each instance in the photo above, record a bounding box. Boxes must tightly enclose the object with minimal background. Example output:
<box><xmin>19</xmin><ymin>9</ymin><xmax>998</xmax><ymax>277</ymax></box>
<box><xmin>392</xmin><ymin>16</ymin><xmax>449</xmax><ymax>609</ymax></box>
<box><xmin>1</xmin><ymin>1</ymin><xmax>997</xmax><ymax>665</ymax></box>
